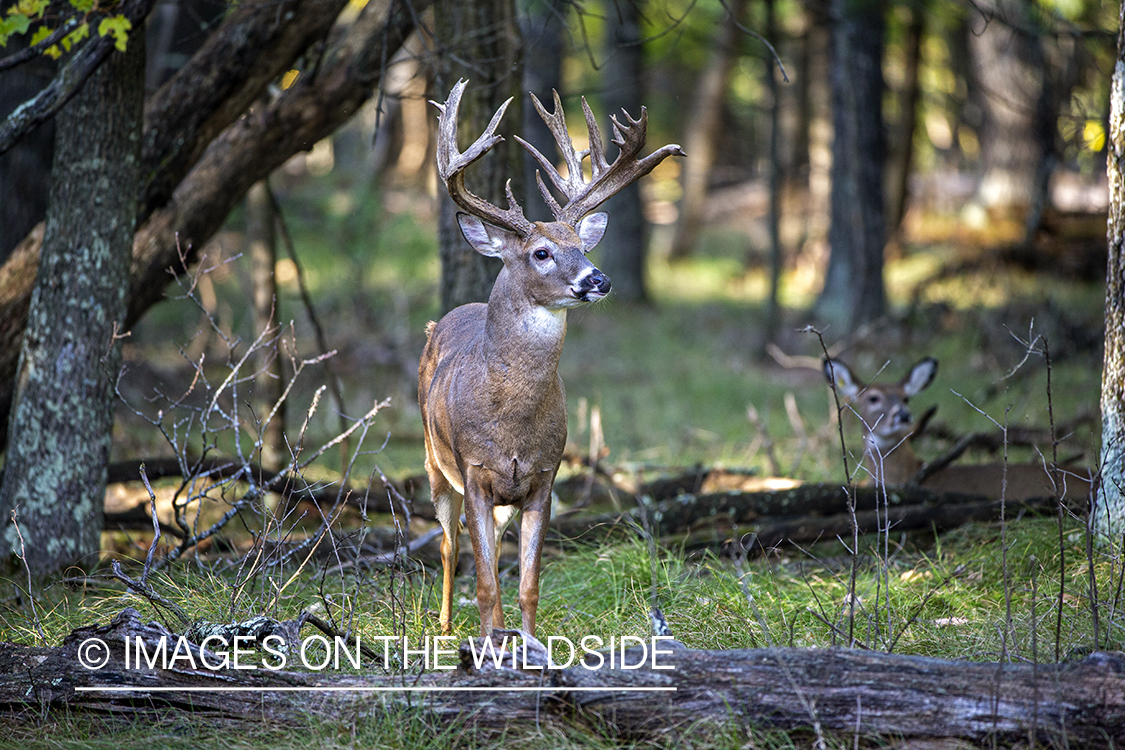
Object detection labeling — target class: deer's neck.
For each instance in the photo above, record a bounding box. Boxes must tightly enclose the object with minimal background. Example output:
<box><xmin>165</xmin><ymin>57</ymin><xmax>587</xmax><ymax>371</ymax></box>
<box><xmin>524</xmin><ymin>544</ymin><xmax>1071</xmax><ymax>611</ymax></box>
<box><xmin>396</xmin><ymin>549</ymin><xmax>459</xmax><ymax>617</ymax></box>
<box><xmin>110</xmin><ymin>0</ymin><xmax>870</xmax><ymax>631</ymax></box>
<box><xmin>481</xmin><ymin>272</ymin><xmax>568</xmax><ymax>387</ymax></box>
<box><xmin>863</xmin><ymin>434</ymin><xmax>923</xmax><ymax>486</ymax></box>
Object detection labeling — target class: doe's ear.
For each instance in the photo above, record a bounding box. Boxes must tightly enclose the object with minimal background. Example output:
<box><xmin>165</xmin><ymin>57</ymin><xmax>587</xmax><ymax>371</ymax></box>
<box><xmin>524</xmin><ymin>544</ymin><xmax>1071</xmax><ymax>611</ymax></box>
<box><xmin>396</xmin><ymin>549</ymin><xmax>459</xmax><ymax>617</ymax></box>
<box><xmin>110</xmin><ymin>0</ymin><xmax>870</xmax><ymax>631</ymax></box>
<box><xmin>902</xmin><ymin>357</ymin><xmax>938</xmax><ymax>397</ymax></box>
<box><xmin>576</xmin><ymin>212</ymin><xmax>609</xmax><ymax>253</ymax></box>
<box><xmin>824</xmin><ymin>359</ymin><xmax>862</xmax><ymax>399</ymax></box>
<box><xmin>457</xmin><ymin>213</ymin><xmax>519</xmax><ymax>258</ymax></box>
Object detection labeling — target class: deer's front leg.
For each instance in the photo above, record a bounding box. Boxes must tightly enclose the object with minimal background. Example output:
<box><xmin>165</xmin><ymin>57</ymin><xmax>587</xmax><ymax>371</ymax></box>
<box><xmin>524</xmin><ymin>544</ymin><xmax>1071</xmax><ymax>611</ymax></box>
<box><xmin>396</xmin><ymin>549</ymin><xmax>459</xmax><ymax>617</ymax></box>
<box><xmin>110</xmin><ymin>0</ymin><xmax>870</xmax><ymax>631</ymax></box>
<box><xmin>518</xmin><ymin>477</ymin><xmax>553</xmax><ymax>636</ymax></box>
<box><xmin>463</xmin><ymin>465</ymin><xmax>502</xmax><ymax>636</ymax></box>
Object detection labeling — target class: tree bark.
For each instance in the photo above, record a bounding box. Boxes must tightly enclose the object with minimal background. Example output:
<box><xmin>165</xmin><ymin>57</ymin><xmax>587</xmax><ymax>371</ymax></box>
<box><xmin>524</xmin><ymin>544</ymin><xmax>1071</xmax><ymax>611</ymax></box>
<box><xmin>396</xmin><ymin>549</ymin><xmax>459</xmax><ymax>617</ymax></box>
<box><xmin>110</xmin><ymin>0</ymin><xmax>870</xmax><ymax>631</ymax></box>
<box><xmin>967</xmin><ymin>0</ymin><xmax>1048</xmax><ymax>222</ymax></box>
<box><xmin>668</xmin><ymin>0</ymin><xmax>745</xmax><ymax>260</ymax></box>
<box><xmin>0</xmin><ymin>30</ymin><xmax>145</xmax><ymax>575</ymax></box>
<box><xmin>0</xmin><ymin>0</ymin><xmax>427</xmax><ymax>452</ymax></box>
<box><xmin>3</xmin><ymin>607</ymin><xmax>1124</xmax><ymax>746</ymax></box>
<box><xmin>431</xmin><ymin>0</ymin><xmax>523</xmax><ymax>314</ymax></box>
<box><xmin>883</xmin><ymin>0</ymin><xmax>924</xmax><ymax>238</ymax></box>
<box><xmin>764</xmin><ymin>0</ymin><xmax>784</xmax><ymax>345</ymax></box>
<box><xmin>815</xmin><ymin>0</ymin><xmax>887</xmax><ymax>333</ymax></box>
<box><xmin>1096</xmin><ymin>2</ymin><xmax>1125</xmax><ymax>546</ymax></box>
<box><xmin>597</xmin><ymin>0</ymin><xmax>649</xmax><ymax>303</ymax></box>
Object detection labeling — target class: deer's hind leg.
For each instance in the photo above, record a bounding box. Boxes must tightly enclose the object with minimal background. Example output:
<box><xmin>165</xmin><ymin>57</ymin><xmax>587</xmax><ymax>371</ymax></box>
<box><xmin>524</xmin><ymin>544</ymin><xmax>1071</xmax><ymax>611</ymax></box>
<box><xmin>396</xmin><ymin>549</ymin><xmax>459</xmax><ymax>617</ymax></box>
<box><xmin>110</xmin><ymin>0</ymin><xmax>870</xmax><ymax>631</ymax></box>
<box><xmin>427</xmin><ymin>454</ymin><xmax>463</xmax><ymax>636</ymax></box>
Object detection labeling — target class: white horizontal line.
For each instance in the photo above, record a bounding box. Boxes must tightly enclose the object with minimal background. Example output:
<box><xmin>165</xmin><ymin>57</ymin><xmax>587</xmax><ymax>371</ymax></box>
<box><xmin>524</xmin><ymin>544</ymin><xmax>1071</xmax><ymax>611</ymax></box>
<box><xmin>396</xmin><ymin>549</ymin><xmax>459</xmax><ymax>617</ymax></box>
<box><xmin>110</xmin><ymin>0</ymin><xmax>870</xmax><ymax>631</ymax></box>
<box><xmin>75</xmin><ymin>685</ymin><xmax>675</xmax><ymax>693</ymax></box>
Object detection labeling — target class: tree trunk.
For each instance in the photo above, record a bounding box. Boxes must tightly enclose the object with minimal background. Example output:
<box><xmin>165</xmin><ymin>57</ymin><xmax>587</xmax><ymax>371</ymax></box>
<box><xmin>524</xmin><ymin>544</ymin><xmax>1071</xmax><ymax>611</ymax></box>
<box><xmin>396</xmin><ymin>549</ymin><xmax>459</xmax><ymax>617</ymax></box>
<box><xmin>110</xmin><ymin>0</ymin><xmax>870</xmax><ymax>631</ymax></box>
<box><xmin>597</xmin><ymin>0</ymin><xmax>649</xmax><ymax>304</ymax></box>
<box><xmin>1096</xmin><ymin>3</ymin><xmax>1125</xmax><ymax>546</ymax></box>
<box><xmin>0</xmin><ymin>31</ymin><xmax>145</xmax><ymax>576</ymax></box>
<box><xmin>668</xmin><ymin>1</ymin><xmax>745</xmax><ymax>261</ymax></box>
<box><xmin>432</xmin><ymin>0</ymin><xmax>523</xmax><ymax>314</ymax></box>
<box><xmin>815</xmin><ymin>0</ymin><xmax>887</xmax><ymax>333</ymax></box>
<box><xmin>967</xmin><ymin>0</ymin><xmax>1047</xmax><ymax>223</ymax></box>
<box><xmin>764</xmin><ymin>0</ymin><xmax>784</xmax><ymax>346</ymax></box>
<box><xmin>884</xmin><ymin>0</ymin><xmax>924</xmax><ymax>238</ymax></box>
<box><xmin>246</xmin><ymin>179</ymin><xmax>284</xmax><ymax>472</ymax></box>
<box><xmin>0</xmin><ymin>0</ymin><xmax>426</xmax><ymax>454</ymax></box>
<box><xmin>4</xmin><ymin>607</ymin><xmax>1125</xmax><ymax>746</ymax></box>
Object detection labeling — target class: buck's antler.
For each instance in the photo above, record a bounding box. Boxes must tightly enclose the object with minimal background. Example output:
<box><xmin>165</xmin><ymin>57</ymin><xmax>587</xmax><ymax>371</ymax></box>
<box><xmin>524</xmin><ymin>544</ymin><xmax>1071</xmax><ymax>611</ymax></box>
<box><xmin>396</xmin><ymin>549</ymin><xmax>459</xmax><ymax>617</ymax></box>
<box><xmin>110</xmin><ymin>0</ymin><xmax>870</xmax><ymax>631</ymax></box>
<box><xmin>433</xmin><ymin>79</ymin><xmax>534</xmax><ymax>238</ymax></box>
<box><xmin>516</xmin><ymin>90</ymin><xmax>686</xmax><ymax>226</ymax></box>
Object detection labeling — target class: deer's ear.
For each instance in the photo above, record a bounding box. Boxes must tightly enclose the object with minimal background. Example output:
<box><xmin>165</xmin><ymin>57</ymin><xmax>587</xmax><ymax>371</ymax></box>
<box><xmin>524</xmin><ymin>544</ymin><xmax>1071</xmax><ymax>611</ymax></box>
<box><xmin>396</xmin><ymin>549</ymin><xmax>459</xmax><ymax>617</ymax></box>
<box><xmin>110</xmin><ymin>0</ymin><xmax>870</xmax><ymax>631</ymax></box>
<box><xmin>902</xmin><ymin>357</ymin><xmax>938</xmax><ymax>396</ymax></box>
<box><xmin>458</xmin><ymin>213</ymin><xmax>518</xmax><ymax>258</ymax></box>
<box><xmin>576</xmin><ymin>212</ymin><xmax>608</xmax><ymax>253</ymax></box>
<box><xmin>824</xmin><ymin>359</ymin><xmax>861</xmax><ymax>399</ymax></box>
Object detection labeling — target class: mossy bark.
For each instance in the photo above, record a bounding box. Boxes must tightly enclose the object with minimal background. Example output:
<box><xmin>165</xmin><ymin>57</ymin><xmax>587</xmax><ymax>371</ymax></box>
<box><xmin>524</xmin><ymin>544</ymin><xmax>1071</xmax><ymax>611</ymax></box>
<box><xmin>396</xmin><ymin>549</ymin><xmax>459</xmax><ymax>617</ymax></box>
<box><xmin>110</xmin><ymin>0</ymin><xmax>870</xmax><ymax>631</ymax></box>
<box><xmin>0</xmin><ymin>33</ymin><xmax>145</xmax><ymax>576</ymax></box>
<box><xmin>1097</xmin><ymin>3</ymin><xmax>1125</xmax><ymax>546</ymax></box>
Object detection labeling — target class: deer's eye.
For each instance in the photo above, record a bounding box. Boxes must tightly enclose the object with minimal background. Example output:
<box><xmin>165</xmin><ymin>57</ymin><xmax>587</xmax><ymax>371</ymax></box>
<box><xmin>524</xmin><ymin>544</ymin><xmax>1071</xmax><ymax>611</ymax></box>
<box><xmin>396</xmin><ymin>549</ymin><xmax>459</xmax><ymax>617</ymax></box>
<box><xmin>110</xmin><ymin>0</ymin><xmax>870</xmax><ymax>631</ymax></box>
<box><xmin>533</xmin><ymin>248</ymin><xmax>551</xmax><ymax>261</ymax></box>
<box><xmin>867</xmin><ymin>394</ymin><xmax>881</xmax><ymax>405</ymax></box>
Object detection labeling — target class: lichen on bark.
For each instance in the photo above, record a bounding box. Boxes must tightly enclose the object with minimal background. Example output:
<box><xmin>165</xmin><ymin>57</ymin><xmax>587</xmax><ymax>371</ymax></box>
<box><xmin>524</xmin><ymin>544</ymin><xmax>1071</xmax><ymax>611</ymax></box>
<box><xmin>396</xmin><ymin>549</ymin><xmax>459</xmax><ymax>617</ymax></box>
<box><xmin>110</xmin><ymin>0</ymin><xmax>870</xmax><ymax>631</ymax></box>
<box><xmin>0</xmin><ymin>33</ymin><xmax>145</xmax><ymax>576</ymax></box>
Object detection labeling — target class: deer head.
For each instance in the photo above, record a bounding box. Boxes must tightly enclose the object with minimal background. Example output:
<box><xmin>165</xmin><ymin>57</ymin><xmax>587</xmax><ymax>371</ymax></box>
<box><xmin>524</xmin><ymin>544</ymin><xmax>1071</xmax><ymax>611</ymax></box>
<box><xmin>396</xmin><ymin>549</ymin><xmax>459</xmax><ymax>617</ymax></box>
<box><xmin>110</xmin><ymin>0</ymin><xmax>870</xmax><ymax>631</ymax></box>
<box><xmin>824</xmin><ymin>357</ymin><xmax>938</xmax><ymax>468</ymax></box>
<box><xmin>421</xmin><ymin>79</ymin><xmax>683</xmax><ymax>637</ymax></box>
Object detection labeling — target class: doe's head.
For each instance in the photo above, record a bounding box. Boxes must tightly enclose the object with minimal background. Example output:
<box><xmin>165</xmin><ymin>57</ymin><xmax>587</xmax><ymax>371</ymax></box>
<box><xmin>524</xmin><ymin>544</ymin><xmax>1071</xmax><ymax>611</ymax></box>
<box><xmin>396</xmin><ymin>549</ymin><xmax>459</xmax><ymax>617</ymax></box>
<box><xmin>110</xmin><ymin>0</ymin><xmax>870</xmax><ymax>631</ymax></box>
<box><xmin>824</xmin><ymin>357</ymin><xmax>938</xmax><ymax>453</ymax></box>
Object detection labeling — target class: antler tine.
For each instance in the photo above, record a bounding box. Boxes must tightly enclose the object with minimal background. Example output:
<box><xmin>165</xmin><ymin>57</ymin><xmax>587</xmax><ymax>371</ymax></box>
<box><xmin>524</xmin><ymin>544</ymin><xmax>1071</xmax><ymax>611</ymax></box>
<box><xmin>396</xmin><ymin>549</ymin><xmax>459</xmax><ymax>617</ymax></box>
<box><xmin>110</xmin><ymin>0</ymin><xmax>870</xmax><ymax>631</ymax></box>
<box><xmin>514</xmin><ymin>90</ymin><xmax>590</xmax><ymax>223</ymax></box>
<box><xmin>582</xmin><ymin>97</ymin><xmax>610</xmax><ymax>177</ymax></box>
<box><xmin>515</xmin><ymin>87</ymin><xmax>685</xmax><ymax>226</ymax></box>
<box><xmin>432</xmin><ymin>79</ymin><xmax>533</xmax><ymax>237</ymax></box>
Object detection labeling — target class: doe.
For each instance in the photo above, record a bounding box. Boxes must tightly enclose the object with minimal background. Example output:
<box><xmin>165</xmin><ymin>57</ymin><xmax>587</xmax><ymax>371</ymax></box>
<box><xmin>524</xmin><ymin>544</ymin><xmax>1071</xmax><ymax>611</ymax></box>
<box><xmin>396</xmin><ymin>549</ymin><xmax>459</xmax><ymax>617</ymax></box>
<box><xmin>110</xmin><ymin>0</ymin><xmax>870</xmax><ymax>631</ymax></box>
<box><xmin>419</xmin><ymin>80</ymin><xmax>683</xmax><ymax>636</ymax></box>
<box><xmin>824</xmin><ymin>357</ymin><xmax>1094</xmax><ymax>501</ymax></box>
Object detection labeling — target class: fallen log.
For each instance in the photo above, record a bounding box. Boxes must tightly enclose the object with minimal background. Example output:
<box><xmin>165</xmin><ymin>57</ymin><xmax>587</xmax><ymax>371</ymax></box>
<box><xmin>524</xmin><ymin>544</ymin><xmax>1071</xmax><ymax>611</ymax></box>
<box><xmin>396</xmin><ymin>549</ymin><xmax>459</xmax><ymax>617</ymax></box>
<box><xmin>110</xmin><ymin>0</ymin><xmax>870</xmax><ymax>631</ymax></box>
<box><xmin>549</xmin><ymin>484</ymin><xmax>1061</xmax><ymax>550</ymax></box>
<box><xmin>102</xmin><ymin>476</ymin><xmax>1064</xmax><ymax>561</ymax></box>
<box><xmin>1</xmin><ymin>608</ymin><xmax>1123</xmax><ymax>746</ymax></box>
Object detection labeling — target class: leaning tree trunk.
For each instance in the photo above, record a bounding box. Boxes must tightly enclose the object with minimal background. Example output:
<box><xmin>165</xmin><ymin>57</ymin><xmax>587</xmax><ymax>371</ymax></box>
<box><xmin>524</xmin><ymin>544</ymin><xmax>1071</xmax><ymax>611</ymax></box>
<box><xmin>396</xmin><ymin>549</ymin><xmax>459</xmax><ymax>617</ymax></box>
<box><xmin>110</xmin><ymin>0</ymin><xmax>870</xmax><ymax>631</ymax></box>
<box><xmin>432</xmin><ymin>0</ymin><xmax>523</xmax><ymax>314</ymax></box>
<box><xmin>815</xmin><ymin>0</ymin><xmax>887</xmax><ymax>333</ymax></box>
<box><xmin>0</xmin><ymin>31</ymin><xmax>145</xmax><ymax>576</ymax></box>
<box><xmin>1097</xmin><ymin>3</ymin><xmax>1125</xmax><ymax>546</ymax></box>
<box><xmin>598</xmin><ymin>0</ymin><xmax>649</xmax><ymax>303</ymax></box>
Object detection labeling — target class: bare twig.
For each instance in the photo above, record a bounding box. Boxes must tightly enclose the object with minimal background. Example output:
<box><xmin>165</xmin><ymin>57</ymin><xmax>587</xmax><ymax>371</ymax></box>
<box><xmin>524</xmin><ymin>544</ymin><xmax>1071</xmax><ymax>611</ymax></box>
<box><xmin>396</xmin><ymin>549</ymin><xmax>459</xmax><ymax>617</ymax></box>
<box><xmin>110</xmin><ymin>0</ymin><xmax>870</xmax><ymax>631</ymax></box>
<box><xmin>9</xmin><ymin>511</ymin><xmax>45</xmax><ymax>645</ymax></box>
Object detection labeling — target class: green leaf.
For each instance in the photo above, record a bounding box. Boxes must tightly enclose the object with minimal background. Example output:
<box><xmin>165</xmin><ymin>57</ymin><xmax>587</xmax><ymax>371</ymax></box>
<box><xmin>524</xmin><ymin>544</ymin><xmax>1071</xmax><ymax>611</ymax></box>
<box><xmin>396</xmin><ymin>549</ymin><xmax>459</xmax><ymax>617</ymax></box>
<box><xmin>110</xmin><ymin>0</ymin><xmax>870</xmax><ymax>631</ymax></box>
<box><xmin>11</xmin><ymin>0</ymin><xmax>49</xmax><ymax>18</ymax></box>
<box><xmin>97</xmin><ymin>14</ymin><xmax>130</xmax><ymax>52</ymax></box>
<box><xmin>60</xmin><ymin>19</ymin><xmax>87</xmax><ymax>52</ymax></box>
<box><xmin>29</xmin><ymin>22</ymin><xmax>50</xmax><ymax>44</ymax></box>
<box><xmin>0</xmin><ymin>13</ymin><xmax>29</xmax><ymax>47</ymax></box>
<box><xmin>68</xmin><ymin>0</ymin><xmax>94</xmax><ymax>12</ymax></box>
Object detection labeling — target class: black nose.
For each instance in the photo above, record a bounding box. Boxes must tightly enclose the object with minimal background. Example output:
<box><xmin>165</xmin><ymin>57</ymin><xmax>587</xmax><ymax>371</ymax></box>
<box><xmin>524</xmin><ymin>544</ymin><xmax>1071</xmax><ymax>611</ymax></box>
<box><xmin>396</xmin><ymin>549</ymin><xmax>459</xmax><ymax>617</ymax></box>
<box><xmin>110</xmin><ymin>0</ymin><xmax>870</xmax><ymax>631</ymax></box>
<box><xmin>587</xmin><ymin>270</ymin><xmax>611</xmax><ymax>293</ymax></box>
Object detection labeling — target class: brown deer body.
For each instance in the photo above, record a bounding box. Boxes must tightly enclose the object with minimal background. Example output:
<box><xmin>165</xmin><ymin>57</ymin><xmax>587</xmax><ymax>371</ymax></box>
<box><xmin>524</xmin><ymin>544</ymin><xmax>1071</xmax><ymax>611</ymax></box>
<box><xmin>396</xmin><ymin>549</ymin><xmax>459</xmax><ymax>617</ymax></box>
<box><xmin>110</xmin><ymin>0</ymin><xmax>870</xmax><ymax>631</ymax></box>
<box><xmin>824</xmin><ymin>357</ymin><xmax>1094</xmax><ymax>501</ymax></box>
<box><xmin>420</xmin><ymin>80</ymin><xmax>683</xmax><ymax>636</ymax></box>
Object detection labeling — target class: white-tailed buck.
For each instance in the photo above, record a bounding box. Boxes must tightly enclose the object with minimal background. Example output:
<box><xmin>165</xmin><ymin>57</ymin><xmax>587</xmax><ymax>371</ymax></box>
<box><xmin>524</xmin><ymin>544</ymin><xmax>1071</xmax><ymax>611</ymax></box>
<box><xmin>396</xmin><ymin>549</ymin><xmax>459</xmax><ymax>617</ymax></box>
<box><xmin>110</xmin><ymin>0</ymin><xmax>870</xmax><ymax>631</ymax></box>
<box><xmin>420</xmin><ymin>79</ymin><xmax>683</xmax><ymax>636</ymax></box>
<box><xmin>824</xmin><ymin>357</ymin><xmax>1094</xmax><ymax>501</ymax></box>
